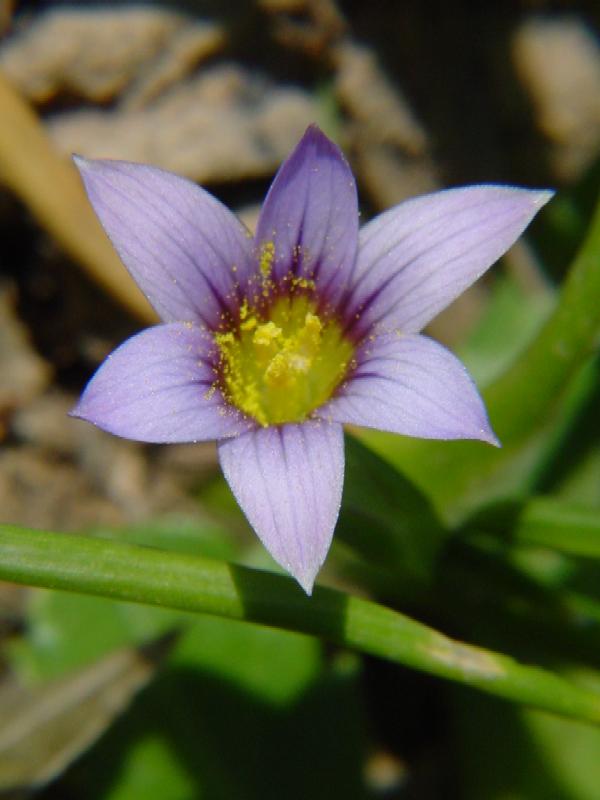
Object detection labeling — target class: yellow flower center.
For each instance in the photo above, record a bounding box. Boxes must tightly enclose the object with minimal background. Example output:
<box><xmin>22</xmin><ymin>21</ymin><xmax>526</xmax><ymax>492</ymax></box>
<box><xmin>214</xmin><ymin>294</ymin><xmax>355</xmax><ymax>426</ymax></box>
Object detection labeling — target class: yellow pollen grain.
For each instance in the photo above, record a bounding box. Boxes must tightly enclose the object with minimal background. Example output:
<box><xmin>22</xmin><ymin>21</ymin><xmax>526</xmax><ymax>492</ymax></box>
<box><xmin>253</xmin><ymin>321</ymin><xmax>282</xmax><ymax>348</ymax></box>
<box><xmin>291</xmin><ymin>276</ymin><xmax>315</xmax><ymax>291</ymax></box>
<box><xmin>240</xmin><ymin>317</ymin><xmax>257</xmax><ymax>331</ymax></box>
<box><xmin>215</xmin><ymin>331</ymin><xmax>234</xmax><ymax>345</ymax></box>
<box><xmin>259</xmin><ymin>241</ymin><xmax>275</xmax><ymax>279</ymax></box>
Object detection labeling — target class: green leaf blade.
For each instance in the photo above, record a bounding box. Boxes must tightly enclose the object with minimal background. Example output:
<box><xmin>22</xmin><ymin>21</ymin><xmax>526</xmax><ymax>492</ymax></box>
<box><xmin>2</xmin><ymin>524</ymin><xmax>600</xmax><ymax>725</ymax></box>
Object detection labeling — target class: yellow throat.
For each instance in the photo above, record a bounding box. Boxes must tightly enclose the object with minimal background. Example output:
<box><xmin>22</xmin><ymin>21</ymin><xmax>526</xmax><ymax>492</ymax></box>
<box><xmin>214</xmin><ymin>293</ymin><xmax>355</xmax><ymax>426</ymax></box>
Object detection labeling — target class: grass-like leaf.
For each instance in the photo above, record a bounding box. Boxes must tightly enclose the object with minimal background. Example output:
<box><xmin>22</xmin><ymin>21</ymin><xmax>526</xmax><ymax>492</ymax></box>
<box><xmin>1</xmin><ymin>524</ymin><xmax>600</xmax><ymax>725</ymax></box>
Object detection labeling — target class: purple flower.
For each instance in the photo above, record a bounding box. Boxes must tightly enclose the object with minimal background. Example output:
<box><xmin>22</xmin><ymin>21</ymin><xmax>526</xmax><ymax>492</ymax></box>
<box><xmin>71</xmin><ymin>125</ymin><xmax>551</xmax><ymax>593</ymax></box>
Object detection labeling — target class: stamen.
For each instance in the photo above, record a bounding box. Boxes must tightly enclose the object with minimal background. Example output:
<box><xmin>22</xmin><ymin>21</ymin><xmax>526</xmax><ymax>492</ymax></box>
<box><xmin>214</xmin><ymin>295</ymin><xmax>354</xmax><ymax>425</ymax></box>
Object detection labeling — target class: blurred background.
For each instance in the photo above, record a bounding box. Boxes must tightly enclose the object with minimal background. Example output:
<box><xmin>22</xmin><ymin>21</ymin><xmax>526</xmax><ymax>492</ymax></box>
<box><xmin>1</xmin><ymin>1</ymin><xmax>600</xmax><ymax>798</ymax></box>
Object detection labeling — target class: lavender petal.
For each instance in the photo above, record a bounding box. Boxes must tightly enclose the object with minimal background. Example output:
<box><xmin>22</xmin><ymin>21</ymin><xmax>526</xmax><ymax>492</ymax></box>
<box><xmin>75</xmin><ymin>157</ymin><xmax>254</xmax><ymax>327</ymax></box>
<box><xmin>71</xmin><ymin>323</ymin><xmax>252</xmax><ymax>443</ymax></box>
<box><xmin>320</xmin><ymin>333</ymin><xmax>498</xmax><ymax>444</ymax></box>
<box><xmin>254</xmin><ymin>125</ymin><xmax>359</xmax><ymax>309</ymax></box>
<box><xmin>218</xmin><ymin>421</ymin><xmax>345</xmax><ymax>593</ymax></box>
<box><xmin>348</xmin><ymin>186</ymin><xmax>553</xmax><ymax>335</ymax></box>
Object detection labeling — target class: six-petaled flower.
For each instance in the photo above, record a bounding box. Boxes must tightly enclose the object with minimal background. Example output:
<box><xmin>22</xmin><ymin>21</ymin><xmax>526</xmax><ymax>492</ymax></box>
<box><xmin>71</xmin><ymin>125</ymin><xmax>552</xmax><ymax>592</ymax></box>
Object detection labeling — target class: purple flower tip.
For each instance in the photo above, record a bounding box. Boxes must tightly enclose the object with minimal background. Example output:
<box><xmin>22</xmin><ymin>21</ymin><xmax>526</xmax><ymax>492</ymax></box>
<box><xmin>72</xmin><ymin>125</ymin><xmax>551</xmax><ymax>591</ymax></box>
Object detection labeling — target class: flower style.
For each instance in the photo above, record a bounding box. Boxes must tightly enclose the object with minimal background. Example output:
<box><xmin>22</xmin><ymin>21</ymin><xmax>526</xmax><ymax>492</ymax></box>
<box><xmin>72</xmin><ymin>125</ymin><xmax>552</xmax><ymax>593</ymax></box>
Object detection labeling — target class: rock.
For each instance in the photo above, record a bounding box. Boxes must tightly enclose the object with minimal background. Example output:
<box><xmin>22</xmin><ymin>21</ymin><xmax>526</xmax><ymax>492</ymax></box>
<box><xmin>47</xmin><ymin>65</ymin><xmax>317</xmax><ymax>183</ymax></box>
<box><xmin>259</xmin><ymin>0</ymin><xmax>346</xmax><ymax>57</ymax></box>
<box><xmin>10</xmin><ymin>392</ymin><xmax>77</xmax><ymax>456</ymax></box>
<box><xmin>513</xmin><ymin>16</ymin><xmax>600</xmax><ymax>180</ymax></box>
<box><xmin>0</xmin><ymin>445</ymin><xmax>124</xmax><ymax>531</ymax></box>
<box><xmin>122</xmin><ymin>21</ymin><xmax>226</xmax><ymax>110</ymax></box>
<box><xmin>11</xmin><ymin>390</ymin><xmax>218</xmax><ymax>525</ymax></box>
<box><xmin>334</xmin><ymin>41</ymin><xmax>427</xmax><ymax>157</ymax></box>
<box><xmin>0</xmin><ymin>7</ymin><xmax>224</xmax><ymax>105</ymax></box>
<box><xmin>352</xmin><ymin>145</ymin><xmax>438</xmax><ymax>209</ymax></box>
<box><xmin>333</xmin><ymin>41</ymin><xmax>436</xmax><ymax>208</ymax></box>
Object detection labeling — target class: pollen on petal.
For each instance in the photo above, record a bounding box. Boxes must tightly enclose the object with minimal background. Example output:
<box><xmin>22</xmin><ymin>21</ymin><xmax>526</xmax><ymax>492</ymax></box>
<box><xmin>259</xmin><ymin>241</ymin><xmax>276</xmax><ymax>279</ymax></box>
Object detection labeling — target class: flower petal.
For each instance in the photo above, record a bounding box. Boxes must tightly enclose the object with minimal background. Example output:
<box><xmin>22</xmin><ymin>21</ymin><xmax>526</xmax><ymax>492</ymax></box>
<box><xmin>218</xmin><ymin>421</ymin><xmax>344</xmax><ymax>593</ymax></box>
<box><xmin>320</xmin><ymin>333</ymin><xmax>498</xmax><ymax>444</ymax></box>
<box><xmin>74</xmin><ymin>157</ymin><xmax>253</xmax><ymax>327</ymax></box>
<box><xmin>71</xmin><ymin>323</ymin><xmax>252</xmax><ymax>443</ymax></box>
<box><xmin>348</xmin><ymin>186</ymin><xmax>553</xmax><ymax>335</ymax></box>
<box><xmin>254</xmin><ymin>125</ymin><xmax>359</xmax><ymax>308</ymax></box>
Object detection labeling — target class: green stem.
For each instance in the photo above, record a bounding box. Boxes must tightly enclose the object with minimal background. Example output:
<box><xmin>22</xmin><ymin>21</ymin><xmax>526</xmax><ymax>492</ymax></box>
<box><xmin>465</xmin><ymin>496</ymin><xmax>600</xmax><ymax>560</ymax></box>
<box><xmin>510</xmin><ymin>497</ymin><xmax>600</xmax><ymax>558</ymax></box>
<box><xmin>2</xmin><ymin>525</ymin><xmax>600</xmax><ymax>725</ymax></box>
<box><xmin>486</xmin><ymin>194</ymin><xmax>600</xmax><ymax>440</ymax></box>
